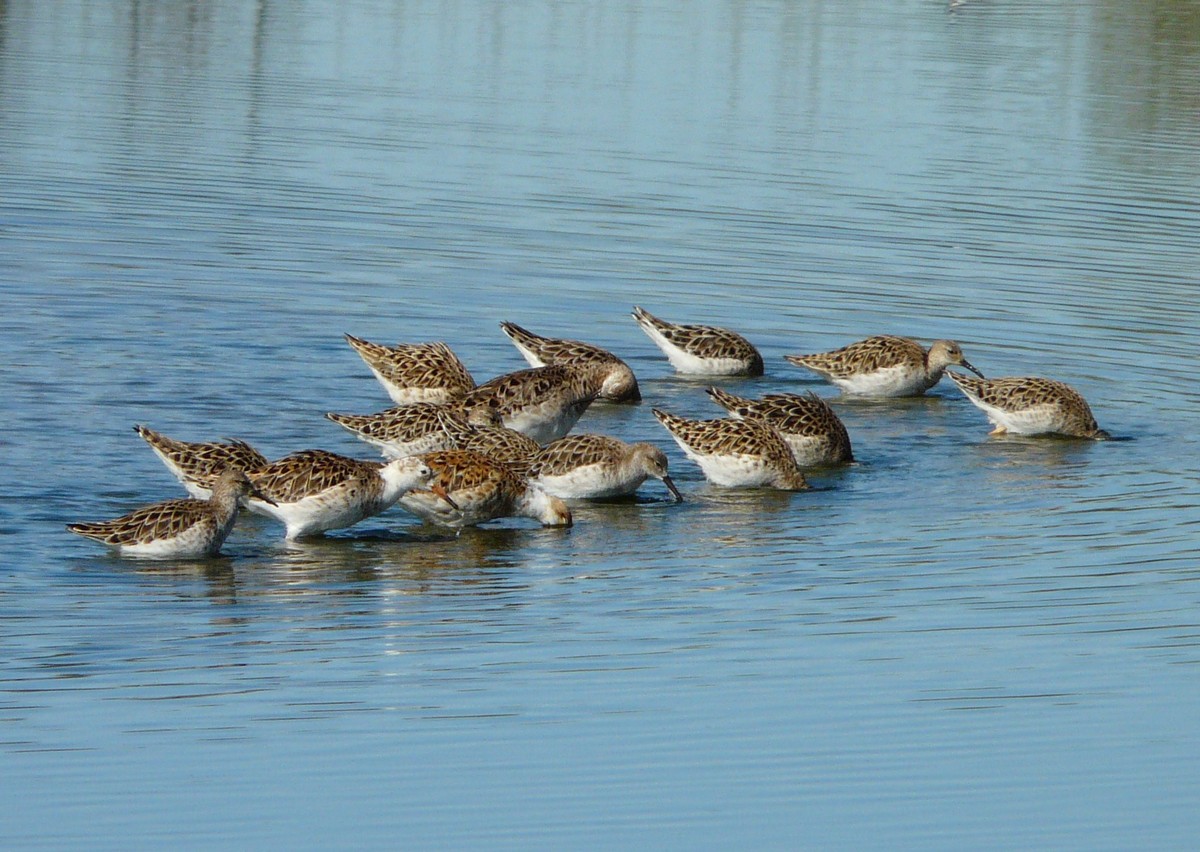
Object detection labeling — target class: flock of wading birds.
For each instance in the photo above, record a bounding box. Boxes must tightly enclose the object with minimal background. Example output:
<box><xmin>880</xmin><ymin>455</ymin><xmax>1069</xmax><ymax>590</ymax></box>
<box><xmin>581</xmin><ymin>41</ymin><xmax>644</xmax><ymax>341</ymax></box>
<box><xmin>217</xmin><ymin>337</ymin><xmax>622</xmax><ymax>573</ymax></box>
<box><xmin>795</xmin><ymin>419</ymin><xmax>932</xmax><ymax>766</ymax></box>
<box><xmin>68</xmin><ymin>307</ymin><xmax>1111</xmax><ymax>559</ymax></box>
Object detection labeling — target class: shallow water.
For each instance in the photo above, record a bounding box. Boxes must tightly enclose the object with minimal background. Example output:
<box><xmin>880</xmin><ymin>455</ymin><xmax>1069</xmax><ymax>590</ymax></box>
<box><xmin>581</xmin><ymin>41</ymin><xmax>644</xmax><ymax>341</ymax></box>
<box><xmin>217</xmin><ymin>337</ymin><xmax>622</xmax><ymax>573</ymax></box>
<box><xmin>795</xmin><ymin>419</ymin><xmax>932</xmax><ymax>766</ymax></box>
<box><xmin>3</xmin><ymin>0</ymin><xmax>1200</xmax><ymax>847</ymax></box>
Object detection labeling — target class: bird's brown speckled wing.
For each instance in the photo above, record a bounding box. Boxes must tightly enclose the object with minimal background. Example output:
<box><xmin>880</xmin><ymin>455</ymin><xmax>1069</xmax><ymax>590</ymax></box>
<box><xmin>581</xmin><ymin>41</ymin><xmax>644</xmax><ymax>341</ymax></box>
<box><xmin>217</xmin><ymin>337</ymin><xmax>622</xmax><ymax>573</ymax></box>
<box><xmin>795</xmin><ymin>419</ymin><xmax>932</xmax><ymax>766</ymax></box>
<box><xmin>345</xmin><ymin>335</ymin><xmax>476</xmax><ymax>396</ymax></box>
<box><xmin>446</xmin><ymin>423</ymin><xmax>541</xmax><ymax>473</ymax></box>
<box><xmin>653</xmin><ymin>410</ymin><xmax>794</xmax><ymax>464</ymax></box>
<box><xmin>528</xmin><ymin>434</ymin><xmax>624</xmax><ymax>478</ymax></box>
<box><xmin>786</xmin><ymin>335</ymin><xmax>924</xmax><ymax>377</ymax></box>
<box><xmin>500</xmin><ymin>322</ymin><xmax>622</xmax><ymax>366</ymax></box>
<box><xmin>136</xmin><ymin>425</ymin><xmax>269</xmax><ymax>480</ymax></box>
<box><xmin>633</xmin><ymin>307</ymin><xmax>761</xmax><ymax>365</ymax></box>
<box><xmin>249</xmin><ymin>450</ymin><xmax>380</xmax><ymax>503</ymax></box>
<box><xmin>464</xmin><ymin>365</ymin><xmax>601</xmax><ymax>414</ymax></box>
<box><xmin>68</xmin><ymin>498</ymin><xmax>214</xmax><ymax>546</ymax></box>
<box><xmin>326</xmin><ymin>403</ymin><xmax>462</xmax><ymax>442</ymax></box>
<box><xmin>953</xmin><ymin>375</ymin><xmax>1100</xmax><ymax>431</ymax></box>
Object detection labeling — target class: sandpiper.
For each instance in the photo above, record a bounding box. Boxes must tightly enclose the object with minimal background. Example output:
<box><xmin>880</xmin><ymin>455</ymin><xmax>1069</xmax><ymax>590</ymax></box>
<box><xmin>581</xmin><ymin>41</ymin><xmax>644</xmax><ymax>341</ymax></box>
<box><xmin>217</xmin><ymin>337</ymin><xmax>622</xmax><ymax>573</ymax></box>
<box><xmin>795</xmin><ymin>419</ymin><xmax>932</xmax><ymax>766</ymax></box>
<box><xmin>652</xmin><ymin>409</ymin><xmax>808</xmax><ymax>490</ymax></box>
<box><xmin>344</xmin><ymin>334</ymin><xmax>476</xmax><ymax>405</ymax></box>
<box><xmin>784</xmin><ymin>335</ymin><xmax>983</xmax><ymax>397</ymax></box>
<box><xmin>458</xmin><ymin>364</ymin><xmax>603</xmax><ymax>443</ymax></box>
<box><xmin>527</xmin><ymin>433</ymin><xmax>683</xmax><ymax>502</ymax></box>
<box><xmin>705</xmin><ymin>388</ymin><xmax>853</xmax><ymax>466</ymax></box>
<box><xmin>499</xmin><ymin>321</ymin><xmax>641</xmax><ymax>403</ymax></box>
<box><xmin>632</xmin><ymin>306</ymin><xmax>764</xmax><ymax>376</ymax></box>
<box><xmin>238</xmin><ymin>449</ymin><xmax>449</xmax><ymax>539</ymax></box>
<box><xmin>134</xmin><ymin>424</ymin><xmax>270</xmax><ymax>499</ymax></box>
<box><xmin>400</xmin><ymin>449</ymin><xmax>573</xmax><ymax>529</ymax></box>
<box><xmin>947</xmin><ymin>372</ymin><xmax>1110</xmax><ymax>440</ymax></box>
<box><xmin>67</xmin><ymin>468</ymin><xmax>271</xmax><ymax>559</ymax></box>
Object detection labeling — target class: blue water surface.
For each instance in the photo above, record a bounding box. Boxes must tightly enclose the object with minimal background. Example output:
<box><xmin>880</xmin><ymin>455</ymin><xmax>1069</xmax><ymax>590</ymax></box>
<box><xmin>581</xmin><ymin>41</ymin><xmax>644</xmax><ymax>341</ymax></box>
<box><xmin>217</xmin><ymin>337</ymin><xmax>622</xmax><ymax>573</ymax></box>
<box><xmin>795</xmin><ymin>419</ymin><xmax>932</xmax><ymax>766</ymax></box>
<box><xmin>2</xmin><ymin>0</ymin><xmax>1199</xmax><ymax>848</ymax></box>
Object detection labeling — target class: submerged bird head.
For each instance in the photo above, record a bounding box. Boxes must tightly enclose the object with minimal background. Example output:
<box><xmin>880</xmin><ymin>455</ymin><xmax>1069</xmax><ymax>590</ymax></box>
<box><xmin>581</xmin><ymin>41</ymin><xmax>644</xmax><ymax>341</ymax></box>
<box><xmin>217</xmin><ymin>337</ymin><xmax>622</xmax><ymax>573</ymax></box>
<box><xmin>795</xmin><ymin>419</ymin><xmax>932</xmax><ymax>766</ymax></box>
<box><xmin>775</xmin><ymin>468</ymin><xmax>811</xmax><ymax>492</ymax></box>
<box><xmin>927</xmin><ymin>340</ymin><xmax>984</xmax><ymax>379</ymax></box>
<box><xmin>521</xmin><ymin>485</ymin><xmax>573</xmax><ymax>527</ymax></box>
<box><xmin>599</xmin><ymin>365</ymin><xmax>641</xmax><ymax>404</ymax></box>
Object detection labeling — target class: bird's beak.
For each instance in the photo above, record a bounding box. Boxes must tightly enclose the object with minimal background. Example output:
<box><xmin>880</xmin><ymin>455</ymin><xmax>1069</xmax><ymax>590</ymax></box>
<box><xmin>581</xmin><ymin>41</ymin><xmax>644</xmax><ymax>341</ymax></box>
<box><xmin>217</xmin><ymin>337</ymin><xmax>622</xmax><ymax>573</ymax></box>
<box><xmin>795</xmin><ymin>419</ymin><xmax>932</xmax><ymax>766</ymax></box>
<box><xmin>250</xmin><ymin>483</ymin><xmax>278</xmax><ymax>507</ymax></box>
<box><xmin>662</xmin><ymin>475</ymin><xmax>684</xmax><ymax>503</ymax></box>
<box><xmin>961</xmin><ymin>359</ymin><xmax>985</xmax><ymax>379</ymax></box>
<box><xmin>431</xmin><ymin>483</ymin><xmax>459</xmax><ymax>511</ymax></box>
